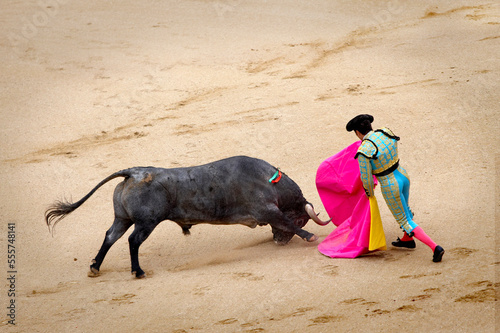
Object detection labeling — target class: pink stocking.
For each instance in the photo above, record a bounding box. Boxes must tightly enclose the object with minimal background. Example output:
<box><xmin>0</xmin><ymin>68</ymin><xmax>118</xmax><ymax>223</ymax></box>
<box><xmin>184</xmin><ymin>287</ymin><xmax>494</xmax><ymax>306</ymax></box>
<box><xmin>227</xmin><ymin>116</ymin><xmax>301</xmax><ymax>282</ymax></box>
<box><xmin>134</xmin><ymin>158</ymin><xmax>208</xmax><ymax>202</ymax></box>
<box><xmin>412</xmin><ymin>227</ymin><xmax>437</xmax><ymax>251</ymax></box>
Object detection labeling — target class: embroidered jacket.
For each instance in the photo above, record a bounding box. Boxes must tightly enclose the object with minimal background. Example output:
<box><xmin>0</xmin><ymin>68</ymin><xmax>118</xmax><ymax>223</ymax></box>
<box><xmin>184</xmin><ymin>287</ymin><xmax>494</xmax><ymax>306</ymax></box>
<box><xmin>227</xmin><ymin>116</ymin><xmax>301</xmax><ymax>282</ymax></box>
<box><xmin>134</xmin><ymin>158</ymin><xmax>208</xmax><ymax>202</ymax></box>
<box><xmin>354</xmin><ymin>128</ymin><xmax>400</xmax><ymax>196</ymax></box>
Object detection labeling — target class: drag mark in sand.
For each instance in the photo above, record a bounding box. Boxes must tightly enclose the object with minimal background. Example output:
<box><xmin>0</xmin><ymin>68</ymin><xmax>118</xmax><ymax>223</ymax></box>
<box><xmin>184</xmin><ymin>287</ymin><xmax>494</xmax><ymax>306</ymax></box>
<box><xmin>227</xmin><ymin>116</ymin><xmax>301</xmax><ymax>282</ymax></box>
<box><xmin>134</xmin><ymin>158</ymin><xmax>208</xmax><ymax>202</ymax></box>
<box><xmin>376</xmin><ymin>79</ymin><xmax>439</xmax><ymax>92</ymax></box>
<box><xmin>268</xmin><ymin>307</ymin><xmax>315</xmax><ymax>322</ymax></box>
<box><xmin>421</xmin><ymin>5</ymin><xmax>494</xmax><ymax>20</ymax></box>
<box><xmin>174</xmin><ymin>115</ymin><xmax>277</xmax><ymax>136</ymax></box>
<box><xmin>479</xmin><ymin>35</ymin><xmax>500</xmax><ymax>41</ymax></box>
<box><xmin>321</xmin><ymin>264</ymin><xmax>339</xmax><ymax>276</ymax></box>
<box><xmin>368</xmin><ymin>309</ymin><xmax>390</xmax><ymax>316</ymax></box>
<box><xmin>165</xmin><ymin>86</ymin><xmax>231</xmax><ymax>111</ymax></box>
<box><xmin>308</xmin><ymin>314</ymin><xmax>344</xmax><ymax>325</ymax></box>
<box><xmin>341</xmin><ymin>297</ymin><xmax>378</xmax><ymax>306</ymax></box>
<box><xmin>266</xmin><ymin>4</ymin><xmax>499</xmax><ymax>81</ymax></box>
<box><xmin>233</xmin><ymin>101</ymin><xmax>299</xmax><ymax>116</ymax></box>
<box><xmin>399</xmin><ymin>272</ymin><xmax>442</xmax><ymax>279</ymax></box>
<box><xmin>94</xmin><ymin>293</ymin><xmax>137</xmax><ymax>305</ymax></box>
<box><xmin>231</xmin><ymin>272</ymin><xmax>264</xmax><ymax>281</ymax></box>
<box><xmin>455</xmin><ymin>280</ymin><xmax>498</xmax><ymax>303</ymax></box>
<box><xmin>407</xmin><ymin>294</ymin><xmax>432</xmax><ymax>302</ymax></box>
<box><xmin>282</xmin><ymin>36</ymin><xmax>371</xmax><ymax>80</ymax></box>
<box><xmin>448</xmin><ymin>247</ymin><xmax>478</xmax><ymax>259</ymax></box>
<box><xmin>216</xmin><ymin>318</ymin><xmax>238</xmax><ymax>325</ymax></box>
<box><xmin>4</xmin><ymin>128</ymin><xmax>148</xmax><ymax>164</ymax></box>
<box><xmin>174</xmin><ymin>102</ymin><xmax>294</xmax><ymax>136</ymax></box>
<box><xmin>246</xmin><ymin>56</ymin><xmax>286</xmax><ymax>74</ymax></box>
<box><xmin>3</xmin><ymin>85</ymin><xmax>236</xmax><ymax>164</ymax></box>
<box><xmin>29</xmin><ymin>280</ymin><xmax>79</xmax><ymax>297</ymax></box>
<box><xmin>395</xmin><ymin>304</ymin><xmax>420</xmax><ymax>312</ymax></box>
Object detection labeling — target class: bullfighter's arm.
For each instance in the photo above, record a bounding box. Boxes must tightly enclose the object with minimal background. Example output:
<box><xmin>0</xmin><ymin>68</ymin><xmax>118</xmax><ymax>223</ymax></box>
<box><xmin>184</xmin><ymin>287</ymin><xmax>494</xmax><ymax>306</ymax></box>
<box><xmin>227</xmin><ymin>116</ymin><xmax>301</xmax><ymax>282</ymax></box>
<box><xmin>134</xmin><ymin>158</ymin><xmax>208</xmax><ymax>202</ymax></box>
<box><xmin>357</xmin><ymin>155</ymin><xmax>374</xmax><ymax>196</ymax></box>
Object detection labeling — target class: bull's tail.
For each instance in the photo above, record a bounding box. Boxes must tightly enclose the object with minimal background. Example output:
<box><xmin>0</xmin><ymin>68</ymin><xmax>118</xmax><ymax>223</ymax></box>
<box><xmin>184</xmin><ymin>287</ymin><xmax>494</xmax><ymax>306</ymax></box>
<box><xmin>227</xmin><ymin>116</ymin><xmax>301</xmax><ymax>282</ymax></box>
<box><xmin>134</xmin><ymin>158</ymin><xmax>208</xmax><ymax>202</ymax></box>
<box><xmin>45</xmin><ymin>169</ymin><xmax>132</xmax><ymax>234</ymax></box>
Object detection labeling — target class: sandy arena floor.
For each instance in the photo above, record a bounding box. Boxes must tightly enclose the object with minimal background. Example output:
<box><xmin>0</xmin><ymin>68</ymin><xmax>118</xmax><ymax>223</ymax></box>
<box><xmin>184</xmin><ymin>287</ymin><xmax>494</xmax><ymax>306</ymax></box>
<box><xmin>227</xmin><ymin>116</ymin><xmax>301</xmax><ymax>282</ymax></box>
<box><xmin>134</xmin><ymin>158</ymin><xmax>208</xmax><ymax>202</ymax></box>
<box><xmin>1</xmin><ymin>1</ymin><xmax>498</xmax><ymax>332</ymax></box>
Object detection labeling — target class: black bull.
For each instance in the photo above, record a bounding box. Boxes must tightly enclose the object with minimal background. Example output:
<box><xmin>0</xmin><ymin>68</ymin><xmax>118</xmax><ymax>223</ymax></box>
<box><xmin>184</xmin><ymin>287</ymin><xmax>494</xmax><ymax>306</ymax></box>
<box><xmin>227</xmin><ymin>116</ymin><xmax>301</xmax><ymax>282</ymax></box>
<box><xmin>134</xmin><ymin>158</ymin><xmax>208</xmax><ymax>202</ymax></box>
<box><xmin>45</xmin><ymin>156</ymin><xmax>330</xmax><ymax>278</ymax></box>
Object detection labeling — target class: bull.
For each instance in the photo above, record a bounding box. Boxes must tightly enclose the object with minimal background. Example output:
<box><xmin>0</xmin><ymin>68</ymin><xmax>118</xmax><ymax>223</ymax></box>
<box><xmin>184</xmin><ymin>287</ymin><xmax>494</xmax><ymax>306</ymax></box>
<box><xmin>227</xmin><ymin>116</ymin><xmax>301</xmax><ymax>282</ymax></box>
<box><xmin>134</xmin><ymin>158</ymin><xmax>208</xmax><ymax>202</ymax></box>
<box><xmin>45</xmin><ymin>156</ymin><xmax>330</xmax><ymax>278</ymax></box>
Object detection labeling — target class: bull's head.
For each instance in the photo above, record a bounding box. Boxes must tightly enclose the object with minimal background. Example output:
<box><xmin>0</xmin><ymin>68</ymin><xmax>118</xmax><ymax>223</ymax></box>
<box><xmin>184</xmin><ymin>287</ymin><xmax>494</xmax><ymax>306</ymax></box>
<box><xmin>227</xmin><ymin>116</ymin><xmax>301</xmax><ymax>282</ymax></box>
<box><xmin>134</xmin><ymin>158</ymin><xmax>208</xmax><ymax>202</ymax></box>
<box><xmin>273</xmin><ymin>203</ymin><xmax>331</xmax><ymax>245</ymax></box>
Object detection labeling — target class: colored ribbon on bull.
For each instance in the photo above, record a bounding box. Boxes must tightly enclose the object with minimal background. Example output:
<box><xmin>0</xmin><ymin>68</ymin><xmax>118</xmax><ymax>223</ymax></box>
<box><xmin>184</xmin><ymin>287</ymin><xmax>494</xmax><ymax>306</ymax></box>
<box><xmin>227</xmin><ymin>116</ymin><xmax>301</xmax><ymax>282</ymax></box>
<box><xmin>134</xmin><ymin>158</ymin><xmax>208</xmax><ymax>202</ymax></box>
<box><xmin>269</xmin><ymin>169</ymin><xmax>282</xmax><ymax>183</ymax></box>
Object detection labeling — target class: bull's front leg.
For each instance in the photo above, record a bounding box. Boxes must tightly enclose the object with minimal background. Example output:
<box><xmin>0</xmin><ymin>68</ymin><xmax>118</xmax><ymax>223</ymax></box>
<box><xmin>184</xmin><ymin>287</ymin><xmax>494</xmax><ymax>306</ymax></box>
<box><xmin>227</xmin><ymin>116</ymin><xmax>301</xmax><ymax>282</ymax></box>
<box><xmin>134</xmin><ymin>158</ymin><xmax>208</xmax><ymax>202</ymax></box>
<box><xmin>292</xmin><ymin>227</ymin><xmax>318</xmax><ymax>242</ymax></box>
<box><xmin>271</xmin><ymin>223</ymin><xmax>317</xmax><ymax>245</ymax></box>
<box><xmin>261</xmin><ymin>208</ymin><xmax>318</xmax><ymax>245</ymax></box>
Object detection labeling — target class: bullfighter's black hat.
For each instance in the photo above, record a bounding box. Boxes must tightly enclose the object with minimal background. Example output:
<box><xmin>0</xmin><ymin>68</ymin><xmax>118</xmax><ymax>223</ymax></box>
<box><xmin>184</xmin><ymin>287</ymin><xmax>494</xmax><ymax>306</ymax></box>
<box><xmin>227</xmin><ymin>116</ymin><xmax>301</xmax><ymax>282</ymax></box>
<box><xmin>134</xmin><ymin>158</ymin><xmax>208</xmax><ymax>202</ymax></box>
<box><xmin>346</xmin><ymin>114</ymin><xmax>374</xmax><ymax>132</ymax></box>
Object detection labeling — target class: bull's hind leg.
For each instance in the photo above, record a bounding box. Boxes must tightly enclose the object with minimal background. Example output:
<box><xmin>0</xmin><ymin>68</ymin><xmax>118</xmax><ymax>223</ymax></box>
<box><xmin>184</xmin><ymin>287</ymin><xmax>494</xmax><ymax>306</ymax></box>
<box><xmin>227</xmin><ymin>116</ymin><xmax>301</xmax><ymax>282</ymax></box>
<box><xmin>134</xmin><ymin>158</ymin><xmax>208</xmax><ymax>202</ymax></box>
<box><xmin>89</xmin><ymin>217</ymin><xmax>133</xmax><ymax>277</ymax></box>
<box><xmin>128</xmin><ymin>221</ymin><xmax>160</xmax><ymax>278</ymax></box>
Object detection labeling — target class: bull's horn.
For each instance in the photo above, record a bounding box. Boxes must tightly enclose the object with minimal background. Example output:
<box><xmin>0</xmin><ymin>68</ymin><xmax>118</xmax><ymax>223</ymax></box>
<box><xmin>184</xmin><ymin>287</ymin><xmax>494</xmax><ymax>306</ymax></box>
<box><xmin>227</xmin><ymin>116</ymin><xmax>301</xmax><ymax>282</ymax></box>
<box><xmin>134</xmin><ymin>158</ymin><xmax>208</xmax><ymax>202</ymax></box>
<box><xmin>305</xmin><ymin>203</ymin><xmax>331</xmax><ymax>226</ymax></box>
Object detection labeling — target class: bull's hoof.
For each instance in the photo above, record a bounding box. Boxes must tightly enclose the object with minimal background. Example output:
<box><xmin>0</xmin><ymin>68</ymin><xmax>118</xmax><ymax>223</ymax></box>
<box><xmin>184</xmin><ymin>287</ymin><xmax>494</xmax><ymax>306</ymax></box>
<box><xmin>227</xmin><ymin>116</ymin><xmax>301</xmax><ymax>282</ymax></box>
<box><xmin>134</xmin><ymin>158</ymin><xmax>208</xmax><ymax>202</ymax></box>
<box><xmin>132</xmin><ymin>270</ymin><xmax>146</xmax><ymax>279</ymax></box>
<box><xmin>88</xmin><ymin>266</ymin><xmax>100</xmax><ymax>278</ymax></box>
<box><xmin>272</xmin><ymin>228</ymin><xmax>294</xmax><ymax>245</ymax></box>
<box><xmin>306</xmin><ymin>234</ymin><xmax>318</xmax><ymax>242</ymax></box>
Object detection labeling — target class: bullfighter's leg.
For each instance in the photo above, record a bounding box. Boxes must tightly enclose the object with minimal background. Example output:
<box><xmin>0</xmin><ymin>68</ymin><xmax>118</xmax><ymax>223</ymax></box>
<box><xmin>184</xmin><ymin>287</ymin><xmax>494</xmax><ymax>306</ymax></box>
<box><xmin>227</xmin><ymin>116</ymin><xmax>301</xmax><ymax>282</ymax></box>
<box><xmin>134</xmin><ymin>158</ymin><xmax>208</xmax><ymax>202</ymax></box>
<box><xmin>128</xmin><ymin>221</ymin><xmax>160</xmax><ymax>278</ymax></box>
<box><xmin>89</xmin><ymin>217</ymin><xmax>133</xmax><ymax>276</ymax></box>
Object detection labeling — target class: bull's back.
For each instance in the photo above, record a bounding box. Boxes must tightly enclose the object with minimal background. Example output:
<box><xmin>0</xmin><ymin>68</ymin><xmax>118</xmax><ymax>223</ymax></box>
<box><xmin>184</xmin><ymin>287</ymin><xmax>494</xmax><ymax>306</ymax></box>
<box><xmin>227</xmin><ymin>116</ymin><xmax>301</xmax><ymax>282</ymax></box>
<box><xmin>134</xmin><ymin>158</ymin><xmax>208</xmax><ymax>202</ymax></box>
<box><xmin>118</xmin><ymin>156</ymin><xmax>303</xmax><ymax>223</ymax></box>
<box><xmin>158</xmin><ymin>157</ymin><xmax>277</xmax><ymax>219</ymax></box>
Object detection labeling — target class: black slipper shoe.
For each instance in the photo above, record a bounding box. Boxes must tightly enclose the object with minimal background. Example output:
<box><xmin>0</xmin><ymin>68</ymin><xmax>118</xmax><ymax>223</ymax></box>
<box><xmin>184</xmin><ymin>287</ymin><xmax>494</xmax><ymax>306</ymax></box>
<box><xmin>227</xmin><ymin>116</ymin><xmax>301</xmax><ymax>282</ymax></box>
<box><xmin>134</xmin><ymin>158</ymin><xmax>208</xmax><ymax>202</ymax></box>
<box><xmin>433</xmin><ymin>245</ymin><xmax>445</xmax><ymax>262</ymax></box>
<box><xmin>391</xmin><ymin>237</ymin><xmax>416</xmax><ymax>249</ymax></box>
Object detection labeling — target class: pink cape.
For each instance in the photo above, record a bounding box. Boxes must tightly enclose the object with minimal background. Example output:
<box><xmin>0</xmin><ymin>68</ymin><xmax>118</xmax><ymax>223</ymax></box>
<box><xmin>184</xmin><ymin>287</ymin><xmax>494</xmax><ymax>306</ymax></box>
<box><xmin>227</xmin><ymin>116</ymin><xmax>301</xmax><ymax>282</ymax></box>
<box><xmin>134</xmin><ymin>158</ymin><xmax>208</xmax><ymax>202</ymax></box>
<box><xmin>316</xmin><ymin>141</ymin><xmax>385</xmax><ymax>258</ymax></box>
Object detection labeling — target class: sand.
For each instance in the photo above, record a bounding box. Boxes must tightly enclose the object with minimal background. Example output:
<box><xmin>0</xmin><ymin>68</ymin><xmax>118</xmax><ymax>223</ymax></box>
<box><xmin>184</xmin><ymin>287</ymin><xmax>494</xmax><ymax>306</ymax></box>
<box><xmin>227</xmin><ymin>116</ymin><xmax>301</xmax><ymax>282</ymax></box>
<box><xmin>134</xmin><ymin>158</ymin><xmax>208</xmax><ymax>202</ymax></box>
<box><xmin>1</xmin><ymin>0</ymin><xmax>498</xmax><ymax>332</ymax></box>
